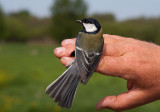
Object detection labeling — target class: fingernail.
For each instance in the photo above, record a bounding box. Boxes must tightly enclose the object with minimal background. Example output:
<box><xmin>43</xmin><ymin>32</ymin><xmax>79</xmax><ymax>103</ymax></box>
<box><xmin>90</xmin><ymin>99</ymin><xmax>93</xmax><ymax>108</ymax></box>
<box><xmin>54</xmin><ymin>47</ymin><xmax>65</xmax><ymax>54</ymax></box>
<box><xmin>62</xmin><ymin>39</ymin><xmax>74</xmax><ymax>45</ymax></box>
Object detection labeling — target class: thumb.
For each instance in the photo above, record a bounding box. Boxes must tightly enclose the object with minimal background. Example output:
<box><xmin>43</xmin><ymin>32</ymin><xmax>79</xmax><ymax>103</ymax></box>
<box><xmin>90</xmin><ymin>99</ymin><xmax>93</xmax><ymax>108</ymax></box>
<box><xmin>96</xmin><ymin>89</ymin><xmax>151</xmax><ymax>111</ymax></box>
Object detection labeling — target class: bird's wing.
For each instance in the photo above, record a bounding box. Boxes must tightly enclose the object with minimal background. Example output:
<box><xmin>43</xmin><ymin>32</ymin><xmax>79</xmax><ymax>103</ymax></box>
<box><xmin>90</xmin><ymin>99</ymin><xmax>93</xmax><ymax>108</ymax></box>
<box><xmin>75</xmin><ymin>44</ymin><xmax>103</xmax><ymax>84</ymax></box>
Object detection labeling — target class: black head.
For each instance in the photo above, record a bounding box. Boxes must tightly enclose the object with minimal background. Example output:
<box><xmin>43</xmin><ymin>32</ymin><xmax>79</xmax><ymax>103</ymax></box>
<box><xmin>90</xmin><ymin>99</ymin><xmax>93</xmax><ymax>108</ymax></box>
<box><xmin>76</xmin><ymin>18</ymin><xmax>101</xmax><ymax>34</ymax></box>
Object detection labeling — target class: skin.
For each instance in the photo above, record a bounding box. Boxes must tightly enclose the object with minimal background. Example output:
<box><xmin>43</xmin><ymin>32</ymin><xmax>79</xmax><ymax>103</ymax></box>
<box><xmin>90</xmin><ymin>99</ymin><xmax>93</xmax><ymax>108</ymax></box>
<box><xmin>54</xmin><ymin>34</ymin><xmax>160</xmax><ymax>111</ymax></box>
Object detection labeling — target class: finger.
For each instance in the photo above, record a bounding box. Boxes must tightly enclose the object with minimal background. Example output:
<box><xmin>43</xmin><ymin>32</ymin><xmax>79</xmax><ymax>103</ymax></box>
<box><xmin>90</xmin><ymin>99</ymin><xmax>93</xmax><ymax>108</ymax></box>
<box><xmin>59</xmin><ymin>36</ymin><xmax>126</xmax><ymax>57</ymax></box>
<box><xmin>103</xmin><ymin>34</ymin><xmax>142</xmax><ymax>45</ymax></box>
<box><xmin>96</xmin><ymin>89</ymin><xmax>153</xmax><ymax>111</ymax></box>
<box><xmin>103</xmin><ymin>34</ymin><xmax>125</xmax><ymax>44</ymax></box>
<box><xmin>103</xmin><ymin>34</ymin><xmax>126</xmax><ymax>40</ymax></box>
<box><xmin>102</xmin><ymin>43</ymin><xmax>126</xmax><ymax>56</ymax></box>
<box><xmin>54</xmin><ymin>47</ymin><xmax>69</xmax><ymax>58</ymax></box>
<box><xmin>61</xmin><ymin>39</ymin><xmax>76</xmax><ymax>49</ymax></box>
<box><xmin>61</xmin><ymin>39</ymin><xmax>76</xmax><ymax>56</ymax></box>
<box><xmin>104</xmin><ymin>34</ymin><xmax>142</xmax><ymax>44</ymax></box>
<box><xmin>61</xmin><ymin>57</ymin><xmax>75</xmax><ymax>66</ymax></box>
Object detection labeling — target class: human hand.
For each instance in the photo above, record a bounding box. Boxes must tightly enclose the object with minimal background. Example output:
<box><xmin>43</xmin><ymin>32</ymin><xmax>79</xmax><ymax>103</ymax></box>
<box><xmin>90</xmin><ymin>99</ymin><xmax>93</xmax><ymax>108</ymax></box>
<box><xmin>54</xmin><ymin>34</ymin><xmax>160</xmax><ymax>111</ymax></box>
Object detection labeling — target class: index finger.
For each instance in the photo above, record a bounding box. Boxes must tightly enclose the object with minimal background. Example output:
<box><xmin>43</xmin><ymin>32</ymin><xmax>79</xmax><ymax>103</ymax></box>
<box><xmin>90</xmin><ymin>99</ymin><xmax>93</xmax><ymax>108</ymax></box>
<box><xmin>102</xmin><ymin>43</ymin><xmax>127</xmax><ymax>56</ymax></box>
<box><xmin>103</xmin><ymin>34</ymin><xmax>125</xmax><ymax>44</ymax></box>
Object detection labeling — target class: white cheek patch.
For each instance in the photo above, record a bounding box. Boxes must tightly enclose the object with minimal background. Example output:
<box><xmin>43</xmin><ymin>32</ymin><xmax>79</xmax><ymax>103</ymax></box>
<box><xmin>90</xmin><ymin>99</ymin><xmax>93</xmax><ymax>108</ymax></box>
<box><xmin>83</xmin><ymin>23</ymin><xmax>97</xmax><ymax>32</ymax></box>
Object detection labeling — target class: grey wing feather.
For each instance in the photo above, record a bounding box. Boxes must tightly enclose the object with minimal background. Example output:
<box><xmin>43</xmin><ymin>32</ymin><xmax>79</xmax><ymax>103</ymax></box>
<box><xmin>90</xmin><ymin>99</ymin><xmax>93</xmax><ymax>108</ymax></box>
<box><xmin>76</xmin><ymin>43</ymin><xmax>103</xmax><ymax>84</ymax></box>
<box><xmin>45</xmin><ymin>64</ymin><xmax>80</xmax><ymax>109</ymax></box>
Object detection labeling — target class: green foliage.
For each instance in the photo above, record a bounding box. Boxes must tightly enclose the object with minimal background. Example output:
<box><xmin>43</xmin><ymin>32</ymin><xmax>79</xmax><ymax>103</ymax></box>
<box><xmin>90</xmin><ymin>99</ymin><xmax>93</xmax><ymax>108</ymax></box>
<box><xmin>0</xmin><ymin>4</ymin><xmax>160</xmax><ymax>44</ymax></box>
<box><xmin>0</xmin><ymin>43</ymin><xmax>160</xmax><ymax>112</ymax></box>
<box><xmin>10</xmin><ymin>10</ymin><xmax>31</xmax><ymax>18</ymax></box>
<box><xmin>93</xmin><ymin>13</ymin><xmax>116</xmax><ymax>22</ymax></box>
<box><xmin>0</xmin><ymin>5</ymin><xmax>5</xmax><ymax>39</ymax></box>
<box><xmin>3</xmin><ymin>10</ymin><xmax>50</xmax><ymax>41</ymax></box>
<box><xmin>5</xmin><ymin>17</ymin><xmax>29</xmax><ymax>41</ymax></box>
<box><xmin>50</xmin><ymin>0</ymin><xmax>87</xmax><ymax>42</ymax></box>
<box><xmin>98</xmin><ymin>16</ymin><xmax>160</xmax><ymax>44</ymax></box>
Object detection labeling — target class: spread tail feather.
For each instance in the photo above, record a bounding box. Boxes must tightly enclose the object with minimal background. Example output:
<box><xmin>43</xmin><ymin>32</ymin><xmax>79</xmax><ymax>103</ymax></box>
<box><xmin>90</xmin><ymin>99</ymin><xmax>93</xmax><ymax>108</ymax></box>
<box><xmin>45</xmin><ymin>64</ymin><xmax>80</xmax><ymax>109</ymax></box>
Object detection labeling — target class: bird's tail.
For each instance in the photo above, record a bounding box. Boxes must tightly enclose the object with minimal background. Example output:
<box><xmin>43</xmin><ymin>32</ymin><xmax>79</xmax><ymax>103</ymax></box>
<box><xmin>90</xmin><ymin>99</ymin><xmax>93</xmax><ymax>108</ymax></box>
<box><xmin>45</xmin><ymin>63</ymin><xmax>80</xmax><ymax>109</ymax></box>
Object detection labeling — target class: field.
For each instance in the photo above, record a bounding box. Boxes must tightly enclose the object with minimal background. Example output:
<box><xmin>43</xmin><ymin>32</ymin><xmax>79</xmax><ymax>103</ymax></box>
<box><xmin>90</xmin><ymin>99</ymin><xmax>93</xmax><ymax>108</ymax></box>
<box><xmin>0</xmin><ymin>43</ymin><xmax>160</xmax><ymax>112</ymax></box>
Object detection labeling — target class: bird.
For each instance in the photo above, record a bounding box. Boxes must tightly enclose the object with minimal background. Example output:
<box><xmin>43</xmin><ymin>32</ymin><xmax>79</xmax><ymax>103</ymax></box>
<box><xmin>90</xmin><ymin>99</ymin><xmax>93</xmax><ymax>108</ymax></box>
<box><xmin>45</xmin><ymin>18</ymin><xmax>104</xmax><ymax>109</ymax></box>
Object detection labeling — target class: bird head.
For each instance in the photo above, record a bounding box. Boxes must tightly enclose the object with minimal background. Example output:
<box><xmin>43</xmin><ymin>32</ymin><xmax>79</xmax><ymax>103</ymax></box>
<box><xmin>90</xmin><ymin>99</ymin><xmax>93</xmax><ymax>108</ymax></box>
<box><xmin>76</xmin><ymin>18</ymin><xmax>101</xmax><ymax>34</ymax></box>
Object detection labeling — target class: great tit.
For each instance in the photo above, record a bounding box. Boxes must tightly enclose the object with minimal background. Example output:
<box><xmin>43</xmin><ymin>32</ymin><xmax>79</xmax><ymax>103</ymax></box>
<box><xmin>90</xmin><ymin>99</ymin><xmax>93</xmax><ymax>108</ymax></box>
<box><xmin>46</xmin><ymin>18</ymin><xmax>104</xmax><ymax>109</ymax></box>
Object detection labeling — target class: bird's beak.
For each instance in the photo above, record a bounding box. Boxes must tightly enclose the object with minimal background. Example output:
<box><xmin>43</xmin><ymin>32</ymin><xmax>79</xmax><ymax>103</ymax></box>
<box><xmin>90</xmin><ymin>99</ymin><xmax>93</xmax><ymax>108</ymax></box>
<box><xmin>76</xmin><ymin>20</ymin><xmax>82</xmax><ymax>24</ymax></box>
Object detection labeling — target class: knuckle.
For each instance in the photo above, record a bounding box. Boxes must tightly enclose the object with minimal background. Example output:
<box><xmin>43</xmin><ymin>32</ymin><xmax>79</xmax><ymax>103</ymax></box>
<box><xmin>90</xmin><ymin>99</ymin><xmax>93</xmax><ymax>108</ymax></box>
<box><xmin>61</xmin><ymin>39</ymin><xmax>66</xmax><ymax>46</ymax></box>
<box><xmin>106</xmin><ymin>96</ymin><xmax>124</xmax><ymax>111</ymax></box>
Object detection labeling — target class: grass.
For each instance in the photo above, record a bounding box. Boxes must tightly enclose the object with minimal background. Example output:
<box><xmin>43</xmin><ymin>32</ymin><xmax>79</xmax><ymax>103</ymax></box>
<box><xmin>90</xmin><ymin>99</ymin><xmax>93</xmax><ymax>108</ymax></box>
<box><xmin>0</xmin><ymin>43</ymin><xmax>160</xmax><ymax>112</ymax></box>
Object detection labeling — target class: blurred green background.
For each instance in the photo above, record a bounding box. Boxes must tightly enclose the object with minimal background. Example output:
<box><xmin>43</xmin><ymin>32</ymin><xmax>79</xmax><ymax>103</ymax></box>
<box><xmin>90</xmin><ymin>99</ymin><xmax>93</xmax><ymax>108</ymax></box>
<box><xmin>0</xmin><ymin>0</ymin><xmax>160</xmax><ymax>112</ymax></box>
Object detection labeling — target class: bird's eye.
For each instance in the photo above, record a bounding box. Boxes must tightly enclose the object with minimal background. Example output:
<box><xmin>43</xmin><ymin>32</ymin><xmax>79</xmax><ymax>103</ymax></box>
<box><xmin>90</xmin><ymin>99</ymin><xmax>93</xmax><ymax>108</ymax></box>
<box><xmin>84</xmin><ymin>19</ymin><xmax>90</xmax><ymax>23</ymax></box>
